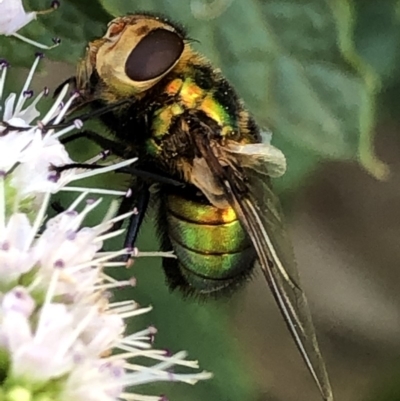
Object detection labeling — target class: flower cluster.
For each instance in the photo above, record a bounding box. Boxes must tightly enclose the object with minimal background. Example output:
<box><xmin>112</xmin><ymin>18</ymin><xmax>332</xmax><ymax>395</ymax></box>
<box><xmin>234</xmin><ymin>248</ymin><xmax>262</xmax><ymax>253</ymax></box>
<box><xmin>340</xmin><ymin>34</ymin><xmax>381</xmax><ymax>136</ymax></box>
<box><xmin>0</xmin><ymin>52</ymin><xmax>211</xmax><ymax>401</ymax></box>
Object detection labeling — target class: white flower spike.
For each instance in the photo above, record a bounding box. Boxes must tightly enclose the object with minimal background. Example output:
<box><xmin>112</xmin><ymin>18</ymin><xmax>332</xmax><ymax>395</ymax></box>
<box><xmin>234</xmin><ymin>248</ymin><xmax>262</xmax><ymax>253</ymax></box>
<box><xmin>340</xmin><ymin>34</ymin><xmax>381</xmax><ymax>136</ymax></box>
<box><xmin>0</xmin><ymin>56</ymin><xmax>135</xmax><ymax>208</ymax></box>
<box><xmin>0</xmin><ymin>52</ymin><xmax>212</xmax><ymax>401</ymax></box>
<box><xmin>0</xmin><ymin>0</ymin><xmax>60</xmax><ymax>49</ymax></box>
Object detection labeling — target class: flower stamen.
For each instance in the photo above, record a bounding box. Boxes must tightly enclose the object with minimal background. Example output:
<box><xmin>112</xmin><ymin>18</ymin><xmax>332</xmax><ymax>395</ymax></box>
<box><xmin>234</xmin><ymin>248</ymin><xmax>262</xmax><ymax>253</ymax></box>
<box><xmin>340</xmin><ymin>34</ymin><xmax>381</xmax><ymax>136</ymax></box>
<box><xmin>14</xmin><ymin>54</ymin><xmax>43</xmax><ymax>116</ymax></box>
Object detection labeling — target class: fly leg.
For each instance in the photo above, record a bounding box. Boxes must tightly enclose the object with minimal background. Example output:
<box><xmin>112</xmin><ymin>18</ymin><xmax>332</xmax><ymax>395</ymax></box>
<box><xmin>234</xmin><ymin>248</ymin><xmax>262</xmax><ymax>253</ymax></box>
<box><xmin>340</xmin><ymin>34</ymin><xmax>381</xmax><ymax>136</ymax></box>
<box><xmin>112</xmin><ymin>182</ymin><xmax>150</xmax><ymax>262</ymax></box>
<box><xmin>54</xmin><ymin>130</ymin><xmax>186</xmax><ymax>258</ymax></box>
<box><xmin>60</xmin><ymin>130</ymin><xmax>186</xmax><ymax>187</ymax></box>
<box><xmin>61</xmin><ymin>129</ymin><xmax>127</xmax><ymax>157</ymax></box>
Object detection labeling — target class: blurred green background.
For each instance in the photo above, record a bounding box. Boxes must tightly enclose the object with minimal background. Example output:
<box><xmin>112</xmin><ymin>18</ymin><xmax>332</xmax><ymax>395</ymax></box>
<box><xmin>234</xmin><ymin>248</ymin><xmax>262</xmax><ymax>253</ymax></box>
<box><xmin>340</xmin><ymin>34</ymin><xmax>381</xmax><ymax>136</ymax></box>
<box><xmin>2</xmin><ymin>0</ymin><xmax>400</xmax><ymax>400</ymax></box>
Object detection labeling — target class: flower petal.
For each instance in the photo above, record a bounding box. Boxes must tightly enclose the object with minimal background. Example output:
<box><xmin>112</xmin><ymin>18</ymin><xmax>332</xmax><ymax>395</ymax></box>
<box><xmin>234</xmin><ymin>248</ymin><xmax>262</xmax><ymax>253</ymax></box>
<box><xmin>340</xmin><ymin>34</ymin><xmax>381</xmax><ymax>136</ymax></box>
<box><xmin>0</xmin><ymin>0</ymin><xmax>36</xmax><ymax>35</ymax></box>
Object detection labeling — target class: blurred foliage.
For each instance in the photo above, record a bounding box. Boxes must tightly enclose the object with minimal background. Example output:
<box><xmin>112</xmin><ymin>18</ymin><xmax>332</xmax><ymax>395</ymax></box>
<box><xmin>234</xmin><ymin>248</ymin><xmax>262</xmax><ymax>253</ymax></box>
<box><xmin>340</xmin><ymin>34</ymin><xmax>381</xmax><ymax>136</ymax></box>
<box><xmin>2</xmin><ymin>0</ymin><xmax>400</xmax><ymax>400</ymax></box>
<box><xmin>353</xmin><ymin>0</ymin><xmax>400</xmax><ymax>86</ymax></box>
<box><xmin>365</xmin><ymin>366</ymin><xmax>400</xmax><ymax>401</ymax></box>
<box><xmin>352</xmin><ymin>0</ymin><xmax>400</xmax><ymax>120</ymax></box>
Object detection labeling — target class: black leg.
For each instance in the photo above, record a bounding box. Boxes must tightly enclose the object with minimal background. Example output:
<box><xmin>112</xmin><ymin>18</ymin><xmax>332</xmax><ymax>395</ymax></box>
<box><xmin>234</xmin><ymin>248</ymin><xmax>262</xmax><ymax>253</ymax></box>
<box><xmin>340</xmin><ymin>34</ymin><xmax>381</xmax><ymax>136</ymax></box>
<box><xmin>118</xmin><ymin>166</ymin><xmax>185</xmax><ymax>187</ymax></box>
<box><xmin>53</xmin><ymin>76</ymin><xmax>77</xmax><ymax>98</ymax></box>
<box><xmin>109</xmin><ymin>182</ymin><xmax>150</xmax><ymax>262</ymax></box>
<box><xmin>1</xmin><ymin>98</ymin><xmax>131</xmax><ymax>134</ymax></box>
<box><xmin>61</xmin><ymin>129</ymin><xmax>187</xmax><ymax>187</ymax></box>
<box><xmin>49</xmin><ymin>177</ymin><xmax>149</xmax><ymax>260</ymax></box>
<box><xmin>51</xmin><ymin>200</ymin><xmax>65</xmax><ymax>213</ymax></box>
<box><xmin>61</xmin><ymin>129</ymin><xmax>127</xmax><ymax>157</ymax></box>
<box><xmin>52</xmin><ymin>162</ymin><xmax>185</xmax><ymax>188</ymax></box>
<box><xmin>123</xmin><ymin>185</ymin><xmax>150</xmax><ymax>250</ymax></box>
<box><xmin>44</xmin><ymin>98</ymin><xmax>130</xmax><ymax>130</ymax></box>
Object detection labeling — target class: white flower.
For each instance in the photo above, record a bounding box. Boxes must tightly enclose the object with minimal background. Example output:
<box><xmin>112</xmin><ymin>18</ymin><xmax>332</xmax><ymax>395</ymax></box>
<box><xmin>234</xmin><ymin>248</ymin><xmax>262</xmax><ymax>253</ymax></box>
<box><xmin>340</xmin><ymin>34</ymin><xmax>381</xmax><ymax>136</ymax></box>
<box><xmin>0</xmin><ymin>214</ymin><xmax>36</xmax><ymax>289</ymax></box>
<box><xmin>0</xmin><ymin>57</ymin><xmax>136</xmax><ymax>210</ymax></box>
<box><xmin>0</xmin><ymin>196</ymin><xmax>211</xmax><ymax>401</ymax></box>
<box><xmin>0</xmin><ymin>129</ymin><xmax>37</xmax><ymax>174</ymax></box>
<box><xmin>0</xmin><ymin>0</ymin><xmax>60</xmax><ymax>49</ymax></box>
<box><xmin>5</xmin><ymin>298</ymin><xmax>76</xmax><ymax>382</ymax></box>
<box><xmin>0</xmin><ymin>56</ymin><xmax>66</xmax><ymax>177</ymax></box>
<box><xmin>0</xmin><ymin>53</ymin><xmax>212</xmax><ymax>401</ymax></box>
<box><xmin>11</xmin><ymin>135</ymin><xmax>74</xmax><ymax>195</ymax></box>
<box><xmin>0</xmin><ymin>0</ymin><xmax>36</xmax><ymax>35</ymax></box>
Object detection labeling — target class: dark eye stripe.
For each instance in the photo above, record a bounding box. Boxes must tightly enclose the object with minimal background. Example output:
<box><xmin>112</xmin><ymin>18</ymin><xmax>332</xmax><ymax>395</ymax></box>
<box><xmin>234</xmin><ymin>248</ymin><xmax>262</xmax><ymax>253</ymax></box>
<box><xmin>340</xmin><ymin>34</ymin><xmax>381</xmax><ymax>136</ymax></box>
<box><xmin>125</xmin><ymin>28</ymin><xmax>184</xmax><ymax>82</ymax></box>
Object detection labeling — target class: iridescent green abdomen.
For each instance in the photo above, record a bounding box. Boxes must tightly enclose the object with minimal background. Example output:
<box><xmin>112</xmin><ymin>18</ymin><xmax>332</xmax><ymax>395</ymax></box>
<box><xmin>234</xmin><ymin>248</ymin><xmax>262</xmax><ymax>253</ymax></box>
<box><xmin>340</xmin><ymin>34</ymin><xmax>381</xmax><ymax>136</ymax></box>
<box><xmin>163</xmin><ymin>193</ymin><xmax>256</xmax><ymax>293</ymax></box>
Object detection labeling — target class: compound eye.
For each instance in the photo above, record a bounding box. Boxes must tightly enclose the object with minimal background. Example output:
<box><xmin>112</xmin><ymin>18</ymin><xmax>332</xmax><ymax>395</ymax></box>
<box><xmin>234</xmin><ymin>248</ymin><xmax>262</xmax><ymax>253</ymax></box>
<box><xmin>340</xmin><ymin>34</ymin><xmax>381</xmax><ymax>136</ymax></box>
<box><xmin>125</xmin><ymin>28</ymin><xmax>184</xmax><ymax>82</ymax></box>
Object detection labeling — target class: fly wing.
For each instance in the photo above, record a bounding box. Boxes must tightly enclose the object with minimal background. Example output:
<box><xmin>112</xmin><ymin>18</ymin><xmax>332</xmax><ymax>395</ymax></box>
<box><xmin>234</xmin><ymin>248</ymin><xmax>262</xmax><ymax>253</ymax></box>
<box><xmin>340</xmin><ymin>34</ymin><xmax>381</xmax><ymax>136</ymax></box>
<box><xmin>193</xmin><ymin>133</ymin><xmax>333</xmax><ymax>401</ymax></box>
<box><xmin>233</xmin><ymin>167</ymin><xmax>333</xmax><ymax>401</ymax></box>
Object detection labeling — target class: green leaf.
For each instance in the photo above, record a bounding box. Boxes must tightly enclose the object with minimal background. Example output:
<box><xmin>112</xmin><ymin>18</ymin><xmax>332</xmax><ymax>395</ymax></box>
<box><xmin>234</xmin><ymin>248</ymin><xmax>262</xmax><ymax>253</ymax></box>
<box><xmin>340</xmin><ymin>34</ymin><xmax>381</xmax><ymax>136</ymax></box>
<box><xmin>331</xmin><ymin>0</ymin><xmax>388</xmax><ymax>178</ymax></box>
<box><xmin>352</xmin><ymin>0</ymin><xmax>400</xmax><ymax>120</ymax></box>
<box><xmin>354</xmin><ymin>0</ymin><xmax>400</xmax><ymax>84</ymax></box>
<box><xmin>98</xmin><ymin>0</ymin><xmax>387</xmax><ymax>181</ymax></box>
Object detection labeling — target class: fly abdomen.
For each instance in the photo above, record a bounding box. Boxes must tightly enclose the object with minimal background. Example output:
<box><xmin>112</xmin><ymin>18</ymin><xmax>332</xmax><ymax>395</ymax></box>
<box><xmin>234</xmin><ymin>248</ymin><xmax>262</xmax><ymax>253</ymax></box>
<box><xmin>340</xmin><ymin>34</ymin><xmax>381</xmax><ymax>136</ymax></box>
<box><xmin>163</xmin><ymin>193</ymin><xmax>256</xmax><ymax>293</ymax></box>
